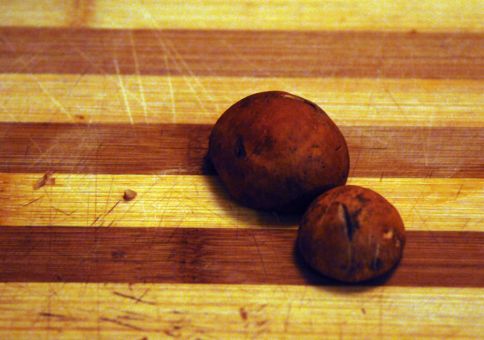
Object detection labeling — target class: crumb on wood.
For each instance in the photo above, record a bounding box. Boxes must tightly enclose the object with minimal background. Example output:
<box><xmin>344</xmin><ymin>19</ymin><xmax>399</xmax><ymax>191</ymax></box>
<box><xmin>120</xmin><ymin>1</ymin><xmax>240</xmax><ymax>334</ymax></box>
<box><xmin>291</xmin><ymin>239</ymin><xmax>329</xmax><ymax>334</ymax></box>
<box><xmin>33</xmin><ymin>171</ymin><xmax>55</xmax><ymax>190</ymax></box>
<box><xmin>123</xmin><ymin>189</ymin><xmax>137</xmax><ymax>201</ymax></box>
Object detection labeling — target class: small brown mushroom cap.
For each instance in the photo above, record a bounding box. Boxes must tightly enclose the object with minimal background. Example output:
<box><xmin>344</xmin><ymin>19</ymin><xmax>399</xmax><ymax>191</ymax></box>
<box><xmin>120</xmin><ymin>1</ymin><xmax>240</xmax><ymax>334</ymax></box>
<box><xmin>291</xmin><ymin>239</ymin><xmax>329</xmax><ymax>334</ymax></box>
<box><xmin>298</xmin><ymin>185</ymin><xmax>406</xmax><ymax>282</ymax></box>
<box><xmin>209</xmin><ymin>91</ymin><xmax>349</xmax><ymax>212</ymax></box>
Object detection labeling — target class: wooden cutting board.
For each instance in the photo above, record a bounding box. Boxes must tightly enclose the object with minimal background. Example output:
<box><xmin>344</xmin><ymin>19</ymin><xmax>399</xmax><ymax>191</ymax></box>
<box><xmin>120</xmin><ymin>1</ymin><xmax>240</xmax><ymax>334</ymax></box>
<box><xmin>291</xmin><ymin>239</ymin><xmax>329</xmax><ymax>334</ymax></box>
<box><xmin>0</xmin><ymin>1</ymin><xmax>483</xmax><ymax>338</ymax></box>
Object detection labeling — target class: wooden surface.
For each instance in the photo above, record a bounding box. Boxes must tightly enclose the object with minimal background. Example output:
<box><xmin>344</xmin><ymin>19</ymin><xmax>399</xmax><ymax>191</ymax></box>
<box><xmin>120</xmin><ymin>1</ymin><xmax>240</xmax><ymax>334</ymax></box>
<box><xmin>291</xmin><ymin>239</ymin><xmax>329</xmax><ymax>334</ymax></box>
<box><xmin>0</xmin><ymin>1</ymin><xmax>483</xmax><ymax>338</ymax></box>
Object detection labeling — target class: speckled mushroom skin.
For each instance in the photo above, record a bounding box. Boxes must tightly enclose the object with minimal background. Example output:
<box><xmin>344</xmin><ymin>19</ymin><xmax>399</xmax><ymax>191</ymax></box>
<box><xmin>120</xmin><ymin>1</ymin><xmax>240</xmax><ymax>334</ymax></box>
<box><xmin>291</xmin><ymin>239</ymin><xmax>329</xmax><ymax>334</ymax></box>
<box><xmin>298</xmin><ymin>185</ymin><xmax>406</xmax><ymax>282</ymax></box>
<box><xmin>209</xmin><ymin>91</ymin><xmax>349</xmax><ymax>212</ymax></box>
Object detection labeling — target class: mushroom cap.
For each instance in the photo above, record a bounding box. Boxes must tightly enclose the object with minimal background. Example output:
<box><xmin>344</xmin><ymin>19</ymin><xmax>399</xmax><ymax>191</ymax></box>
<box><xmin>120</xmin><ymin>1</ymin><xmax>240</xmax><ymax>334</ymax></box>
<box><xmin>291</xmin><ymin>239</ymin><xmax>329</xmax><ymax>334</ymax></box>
<box><xmin>298</xmin><ymin>185</ymin><xmax>406</xmax><ymax>282</ymax></box>
<box><xmin>209</xmin><ymin>91</ymin><xmax>349</xmax><ymax>212</ymax></box>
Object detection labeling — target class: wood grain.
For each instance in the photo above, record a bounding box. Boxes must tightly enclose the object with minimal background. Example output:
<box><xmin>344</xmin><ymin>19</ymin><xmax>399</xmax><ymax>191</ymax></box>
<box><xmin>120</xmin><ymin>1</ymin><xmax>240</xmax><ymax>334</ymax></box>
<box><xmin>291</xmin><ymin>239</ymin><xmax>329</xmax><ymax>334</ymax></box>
<box><xmin>1</xmin><ymin>74</ymin><xmax>483</xmax><ymax>127</ymax></box>
<box><xmin>0</xmin><ymin>226</ymin><xmax>482</xmax><ymax>287</ymax></box>
<box><xmin>0</xmin><ymin>0</ymin><xmax>483</xmax><ymax>338</ymax></box>
<box><xmin>1</xmin><ymin>174</ymin><xmax>482</xmax><ymax>232</ymax></box>
<box><xmin>1</xmin><ymin>28</ymin><xmax>483</xmax><ymax>79</ymax></box>
<box><xmin>1</xmin><ymin>123</ymin><xmax>482</xmax><ymax>177</ymax></box>
<box><xmin>1</xmin><ymin>0</ymin><xmax>482</xmax><ymax>32</ymax></box>
<box><xmin>1</xmin><ymin>283</ymin><xmax>482</xmax><ymax>338</ymax></box>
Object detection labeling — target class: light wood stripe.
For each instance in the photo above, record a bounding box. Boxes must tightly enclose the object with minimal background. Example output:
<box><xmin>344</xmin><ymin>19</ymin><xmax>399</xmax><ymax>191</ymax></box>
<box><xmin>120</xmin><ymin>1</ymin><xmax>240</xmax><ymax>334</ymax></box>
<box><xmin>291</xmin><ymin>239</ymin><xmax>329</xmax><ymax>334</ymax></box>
<box><xmin>0</xmin><ymin>174</ymin><xmax>482</xmax><ymax>231</ymax></box>
<box><xmin>0</xmin><ymin>283</ymin><xmax>482</xmax><ymax>338</ymax></box>
<box><xmin>1</xmin><ymin>28</ymin><xmax>482</xmax><ymax>80</ymax></box>
<box><xmin>1</xmin><ymin>75</ymin><xmax>482</xmax><ymax>127</ymax></box>
<box><xmin>1</xmin><ymin>0</ymin><xmax>482</xmax><ymax>32</ymax></box>
<box><xmin>0</xmin><ymin>0</ymin><xmax>72</xmax><ymax>27</ymax></box>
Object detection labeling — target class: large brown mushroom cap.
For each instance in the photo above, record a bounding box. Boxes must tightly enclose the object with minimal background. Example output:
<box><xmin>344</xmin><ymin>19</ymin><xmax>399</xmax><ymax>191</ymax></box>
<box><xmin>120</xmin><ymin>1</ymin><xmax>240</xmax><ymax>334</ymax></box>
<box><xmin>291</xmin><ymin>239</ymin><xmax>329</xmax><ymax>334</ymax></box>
<box><xmin>209</xmin><ymin>91</ymin><xmax>349</xmax><ymax>212</ymax></box>
<box><xmin>298</xmin><ymin>185</ymin><xmax>406</xmax><ymax>282</ymax></box>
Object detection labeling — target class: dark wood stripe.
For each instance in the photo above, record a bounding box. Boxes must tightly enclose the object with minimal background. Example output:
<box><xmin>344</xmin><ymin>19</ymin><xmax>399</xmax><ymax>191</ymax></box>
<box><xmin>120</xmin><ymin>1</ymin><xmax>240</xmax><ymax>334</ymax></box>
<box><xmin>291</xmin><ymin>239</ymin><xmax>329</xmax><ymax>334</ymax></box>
<box><xmin>0</xmin><ymin>227</ymin><xmax>482</xmax><ymax>287</ymax></box>
<box><xmin>0</xmin><ymin>28</ymin><xmax>482</xmax><ymax>79</ymax></box>
<box><xmin>1</xmin><ymin>123</ymin><xmax>482</xmax><ymax>177</ymax></box>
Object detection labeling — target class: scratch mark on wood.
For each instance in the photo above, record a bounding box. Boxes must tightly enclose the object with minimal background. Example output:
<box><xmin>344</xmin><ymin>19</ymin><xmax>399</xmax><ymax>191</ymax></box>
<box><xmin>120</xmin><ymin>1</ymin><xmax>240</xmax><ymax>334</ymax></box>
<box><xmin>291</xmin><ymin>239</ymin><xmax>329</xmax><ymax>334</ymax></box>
<box><xmin>39</xmin><ymin>312</ymin><xmax>76</xmax><ymax>321</ymax></box>
<box><xmin>107</xmin><ymin>219</ymin><xmax>117</xmax><ymax>227</ymax></box>
<box><xmin>52</xmin><ymin>207</ymin><xmax>76</xmax><ymax>216</ymax></box>
<box><xmin>27</xmin><ymin>135</ymin><xmax>42</xmax><ymax>154</ymax></box>
<box><xmin>104</xmin><ymin>176</ymin><xmax>115</xmax><ymax>213</ymax></box>
<box><xmin>113</xmin><ymin>58</ymin><xmax>134</xmax><ymax>124</ymax></box>
<box><xmin>118</xmin><ymin>315</ymin><xmax>144</xmax><ymax>321</ymax></box>
<box><xmin>220</xmin><ymin>38</ymin><xmax>270</xmax><ymax>77</ymax></box>
<box><xmin>22</xmin><ymin>196</ymin><xmax>43</xmax><ymax>207</ymax></box>
<box><xmin>94</xmin><ymin>156</ymin><xmax>100</xmax><ymax>229</ymax></box>
<box><xmin>165</xmin><ymin>41</ymin><xmax>214</xmax><ymax>116</ymax></box>
<box><xmin>2</xmin><ymin>44</ymin><xmax>70</xmax><ymax>116</ymax></box>
<box><xmin>0</xmin><ymin>33</ymin><xmax>16</xmax><ymax>52</ymax></box>
<box><xmin>251</xmin><ymin>231</ymin><xmax>269</xmax><ymax>280</ymax></box>
<box><xmin>65</xmin><ymin>68</ymin><xmax>88</xmax><ymax>98</ymax></box>
<box><xmin>113</xmin><ymin>289</ymin><xmax>156</xmax><ymax>305</ymax></box>
<box><xmin>454</xmin><ymin>184</ymin><xmax>464</xmax><ymax>200</ymax></box>
<box><xmin>283</xmin><ymin>301</ymin><xmax>293</xmax><ymax>332</ymax></box>
<box><xmin>23</xmin><ymin>143</ymin><xmax>31</xmax><ymax>157</ymax></box>
<box><xmin>91</xmin><ymin>200</ymin><xmax>120</xmax><ymax>226</ymax></box>
<box><xmin>99</xmin><ymin>316</ymin><xmax>145</xmax><ymax>331</ymax></box>
<box><xmin>142</xmin><ymin>9</ymin><xmax>210</xmax><ymax>121</ymax></box>
<box><xmin>166</xmin><ymin>39</ymin><xmax>215</xmax><ymax>100</ymax></box>
<box><xmin>31</xmin><ymin>73</ymin><xmax>74</xmax><ymax>122</ymax></box>
<box><xmin>0</xmin><ymin>99</ymin><xmax>18</xmax><ymax>122</ymax></box>
<box><xmin>67</xmin><ymin>40</ymin><xmax>106</xmax><ymax>74</ymax></box>
<box><xmin>129</xmin><ymin>31</ymin><xmax>148</xmax><ymax>123</ymax></box>
<box><xmin>162</xmin><ymin>54</ymin><xmax>177</xmax><ymax>123</ymax></box>
<box><xmin>383</xmin><ymin>83</ymin><xmax>405</xmax><ymax>116</ymax></box>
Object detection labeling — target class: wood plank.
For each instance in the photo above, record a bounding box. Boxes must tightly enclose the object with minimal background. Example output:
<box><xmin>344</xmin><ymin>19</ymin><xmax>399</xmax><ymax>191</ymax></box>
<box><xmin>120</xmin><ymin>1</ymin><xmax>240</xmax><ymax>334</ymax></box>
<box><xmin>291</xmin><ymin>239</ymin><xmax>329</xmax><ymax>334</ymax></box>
<box><xmin>1</xmin><ymin>28</ymin><xmax>483</xmax><ymax>79</ymax></box>
<box><xmin>0</xmin><ymin>0</ymin><xmax>73</xmax><ymax>27</ymax></box>
<box><xmin>1</xmin><ymin>0</ymin><xmax>482</xmax><ymax>32</ymax></box>
<box><xmin>1</xmin><ymin>1</ymin><xmax>481</xmax><ymax>339</ymax></box>
<box><xmin>0</xmin><ymin>226</ymin><xmax>482</xmax><ymax>287</ymax></box>
<box><xmin>1</xmin><ymin>123</ymin><xmax>482</xmax><ymax>177</ymax></box>
<box><xmin>0</xmin><ymin>283</ymin><xmax>483</xmax><ymax>338</ymax></box>
<box><xmin>0</xmin><ymin>174</ymin><xmax>482</xmax><ymax>232</ymax></box>
<box><xmin>1</xmin><ymin>74</ymin><xmax>483</xmax><ymax>127</ymax></box>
